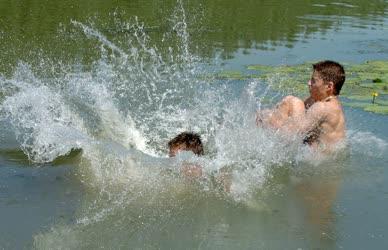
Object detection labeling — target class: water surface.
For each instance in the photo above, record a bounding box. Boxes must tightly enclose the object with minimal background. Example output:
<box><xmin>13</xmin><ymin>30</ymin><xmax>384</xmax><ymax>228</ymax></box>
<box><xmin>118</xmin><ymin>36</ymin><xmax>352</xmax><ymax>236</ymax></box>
<box><xmin>1</xmin><ymin>0</ymin><xmax>388</xmax><ymax>249</ymax></box>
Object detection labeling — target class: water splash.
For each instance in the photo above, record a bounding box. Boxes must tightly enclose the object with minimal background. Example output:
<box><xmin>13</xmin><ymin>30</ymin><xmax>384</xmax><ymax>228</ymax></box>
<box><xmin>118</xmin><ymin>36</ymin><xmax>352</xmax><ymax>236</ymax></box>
<box><xmin>347</xmin><ymin>130</ymin><xmax>388</xmax><ymax>158</ymax></box>
<box><xmin>1</xmin><ymin>63</ymin><xmax>89</xmax><ymax>163</ymax></box>
<box><xmin>2</xmin><ymin>3</ymin><xmax>387</xmax><ymax>248</ymax></box>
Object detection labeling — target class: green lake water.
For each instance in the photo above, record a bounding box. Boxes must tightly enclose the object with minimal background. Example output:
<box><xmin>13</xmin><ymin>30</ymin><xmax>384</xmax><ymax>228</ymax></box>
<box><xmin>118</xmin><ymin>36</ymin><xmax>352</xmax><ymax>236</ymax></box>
<box><xmin>1</xmin><ymin>0</ymin><xmax>388</xmax><ymax>249</ymax></box>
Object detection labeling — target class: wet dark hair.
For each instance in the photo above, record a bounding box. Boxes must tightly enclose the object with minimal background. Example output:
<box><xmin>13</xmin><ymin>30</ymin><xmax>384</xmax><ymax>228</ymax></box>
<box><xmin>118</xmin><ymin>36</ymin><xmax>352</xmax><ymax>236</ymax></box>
<box><xmin>168</xmin><ymin>132</ymin><xmax>204</xmax><ymax>155</ymax></box>
<box><xmin>313</xmin><ymin>60</ymin><xmax>345</xmax><ymax>95</ymax></box>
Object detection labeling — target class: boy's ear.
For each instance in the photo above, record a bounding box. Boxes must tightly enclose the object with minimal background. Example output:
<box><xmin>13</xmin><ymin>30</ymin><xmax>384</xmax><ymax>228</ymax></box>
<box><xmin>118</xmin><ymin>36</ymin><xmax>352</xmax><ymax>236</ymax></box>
<box><xmin>327</xmin><ymin>81</ymin><xmax>334</xmax><ymax>93</ymax></box>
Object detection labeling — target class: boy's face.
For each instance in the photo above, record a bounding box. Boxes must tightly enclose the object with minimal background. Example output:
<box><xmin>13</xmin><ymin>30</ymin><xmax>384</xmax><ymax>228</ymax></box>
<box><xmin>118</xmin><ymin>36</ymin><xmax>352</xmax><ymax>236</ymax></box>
<box><xmin>308</xmin><ymin>71</ymin><xmax>332</xmax><ymax>101</ymax></box>
<box><xmin>169</xmin><ymin>144</ymin><xmax>187</xmax><ymax>157</ymax></box>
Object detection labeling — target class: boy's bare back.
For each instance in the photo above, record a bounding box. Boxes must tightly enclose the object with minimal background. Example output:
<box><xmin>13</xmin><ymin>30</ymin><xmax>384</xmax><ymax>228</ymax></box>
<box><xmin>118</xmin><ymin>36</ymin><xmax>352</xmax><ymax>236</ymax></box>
<box><xmin>294</xmin><ymin>96</ymin><xmax>345</xmax><ymax>148</ymax></box>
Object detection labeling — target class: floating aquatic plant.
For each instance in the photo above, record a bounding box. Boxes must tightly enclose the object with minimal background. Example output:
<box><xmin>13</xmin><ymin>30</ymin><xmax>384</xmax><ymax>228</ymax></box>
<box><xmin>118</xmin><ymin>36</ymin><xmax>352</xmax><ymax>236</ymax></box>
<box><xmin>373</xmin><ymin>78</ymin><xmax>382</xmax><ymax>83</ymax></box>
<box><xmin>372</xmin><ymin>92</ymin><xmax>378</xmax><ymax>104</ymax></box>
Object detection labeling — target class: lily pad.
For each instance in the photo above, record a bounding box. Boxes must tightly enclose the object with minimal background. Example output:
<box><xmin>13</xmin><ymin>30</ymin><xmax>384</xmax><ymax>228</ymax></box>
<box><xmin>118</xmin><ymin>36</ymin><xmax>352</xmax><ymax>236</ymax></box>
<box><xmin>373</xmin><ymin>78</ymin><xmax>383</xmax><ymax>83</ymax></box>
<box><xmin>343</xmin><ymin>102</ymin><xmax>388</xmax><ymax>114</ymax></box>
<box><xmin>364</xmin><ymin>105</ymin><xmax>388</xmax><ymax>114</ymax></box>
<box><xmin>345</xmin><ymin>95</ymin><xmax>372</xmax><ymax>101</ymax></box>
<box><xmin>247</xmin><ymin>65</ymin><xmax>276</xmax><ymax>71</ymax></box>
<box><xmin>216</xmin><ymin>70</ymin><xmax>245</xmax><ymax>80</ymax></box>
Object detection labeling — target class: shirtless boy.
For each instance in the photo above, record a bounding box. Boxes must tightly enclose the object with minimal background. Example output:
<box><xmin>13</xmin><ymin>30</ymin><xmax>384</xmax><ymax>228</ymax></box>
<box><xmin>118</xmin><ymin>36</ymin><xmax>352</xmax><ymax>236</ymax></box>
<box><xmin>168</xmin><ymin>132</ymin><xmax>204</xmax><ymax>157</ymax></box>
<box><xmin>168</xmin><ymin>132</ymin><xmax>230</xmax><ymax>191</ymax></box>
<box><xmin>168</xmin><ymin>132</ymin><xmax>204</xmax><ymax>177</ymax></box>
<box><xmin>257</xmin><ymin>60</ymin><xmax>346</xmax><ymax>150</ymax></box>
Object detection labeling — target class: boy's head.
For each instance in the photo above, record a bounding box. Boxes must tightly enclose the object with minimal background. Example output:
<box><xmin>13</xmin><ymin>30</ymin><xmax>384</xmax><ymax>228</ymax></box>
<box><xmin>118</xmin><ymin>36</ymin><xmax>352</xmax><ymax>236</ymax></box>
<box><xmin>312</xmin><ymin>60</ymin><xmax>345</xmax><ymax>96</ymax></box>
<box><xmin>168</xmin><ymin>132</ymin><xmax>204</xmax><ymax>157</ymax></box>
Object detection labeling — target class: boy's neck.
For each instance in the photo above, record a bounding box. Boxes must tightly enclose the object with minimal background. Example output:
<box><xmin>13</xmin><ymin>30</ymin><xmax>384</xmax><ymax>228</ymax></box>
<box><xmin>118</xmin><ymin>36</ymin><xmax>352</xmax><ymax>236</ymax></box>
<box><xmin>322</xmin><ymin>95</ymin><xmax>336</xmax><ymax>102</ymax></box>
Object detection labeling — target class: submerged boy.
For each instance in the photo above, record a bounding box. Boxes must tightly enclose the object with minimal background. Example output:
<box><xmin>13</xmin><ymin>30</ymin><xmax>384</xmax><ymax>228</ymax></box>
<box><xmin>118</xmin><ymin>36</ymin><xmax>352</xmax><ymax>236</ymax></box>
<box><xmin>168</xmin><ymin>132</ymin><xmax>204</xmax><ymax>177</ymax></box>
<box><xmin>168</xmin><ymin>132</ymin><xmax>231</xmax><ymax>191</ymax></box>
<box><xmin>168</xmin><ymin>132</ymin><xmax>204</xmax><ymax>157</ymax></box>
<box><xmin>257</xmin><ymin>60</ymin><xmax>346</xmax><ymax>150</ymax></box>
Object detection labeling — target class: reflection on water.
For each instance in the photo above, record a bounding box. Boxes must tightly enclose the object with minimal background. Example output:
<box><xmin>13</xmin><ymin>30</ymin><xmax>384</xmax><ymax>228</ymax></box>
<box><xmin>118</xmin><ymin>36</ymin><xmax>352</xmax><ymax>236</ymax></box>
<box><xmin>0</xmin><ymin>0</ymin><xmax>387</xmax><ymax>72</ymax></box>
<box><xmin>1</xmin><ymin>0</ymin><xmax>388</xmax><ymax>249</ymax></box>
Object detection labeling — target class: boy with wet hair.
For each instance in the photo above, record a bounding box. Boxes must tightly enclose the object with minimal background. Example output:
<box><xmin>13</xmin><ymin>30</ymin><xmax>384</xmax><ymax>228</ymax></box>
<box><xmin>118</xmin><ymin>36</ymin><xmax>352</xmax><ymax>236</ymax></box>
<box><xmin>304</xmin><ymin>60</ymin><xmax>345</xmax><ymax>108</ymax></box>
<box><xmin>257</xmin><ymin>60</ymin><xmax>346</xmax><ymax>150</ymax></box>
<box><xmin>168</xmin><ymin>132</ymin><xmax>204</xmax><ymax>178</ymax></box>
<box><xmin>168</xmin><ymin>132</ymin><xmax>204</xmax><ymax>157</ymax></box>
<box><xmin>168</xmin><ymin>132</ymin><xmax>232</xmax><ymax>191</ymax></box>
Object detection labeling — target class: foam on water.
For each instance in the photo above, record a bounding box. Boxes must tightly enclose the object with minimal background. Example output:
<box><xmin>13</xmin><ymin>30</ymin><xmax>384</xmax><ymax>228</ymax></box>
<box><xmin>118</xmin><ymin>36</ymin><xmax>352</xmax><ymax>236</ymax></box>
<box><xmin>347</xmin><ymin>130</ymin><xmax>388</xmax><ymax>158</ymax></box>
